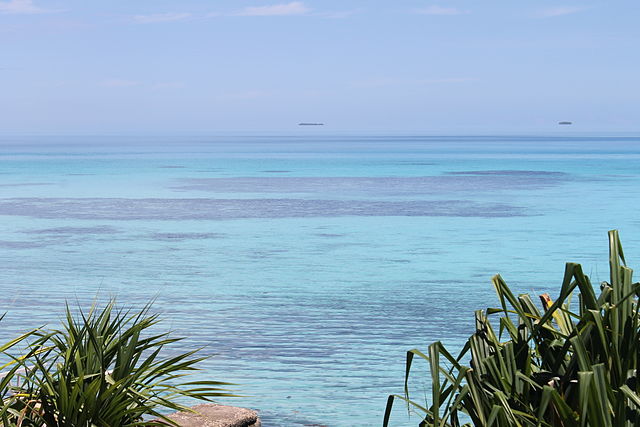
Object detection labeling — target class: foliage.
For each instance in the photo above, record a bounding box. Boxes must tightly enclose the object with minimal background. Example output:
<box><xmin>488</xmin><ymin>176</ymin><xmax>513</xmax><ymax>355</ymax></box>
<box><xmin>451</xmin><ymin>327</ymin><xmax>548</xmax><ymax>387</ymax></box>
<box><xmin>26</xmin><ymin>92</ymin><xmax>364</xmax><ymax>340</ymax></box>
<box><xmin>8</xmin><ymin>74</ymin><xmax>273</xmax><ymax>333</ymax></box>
<box><xmin>5</xmin><ymin>300</ymin><xmax>233</xmax><ymax>426</ymax></box>
<box><xmin>384</xmin><ymin>230</ymin><xmax>640</xmax><ymax>426</ymax></box>
<box><xmin>0</xmin><ymin>316</ymin><xmax>35</xmax><ymax>426</ymax></box>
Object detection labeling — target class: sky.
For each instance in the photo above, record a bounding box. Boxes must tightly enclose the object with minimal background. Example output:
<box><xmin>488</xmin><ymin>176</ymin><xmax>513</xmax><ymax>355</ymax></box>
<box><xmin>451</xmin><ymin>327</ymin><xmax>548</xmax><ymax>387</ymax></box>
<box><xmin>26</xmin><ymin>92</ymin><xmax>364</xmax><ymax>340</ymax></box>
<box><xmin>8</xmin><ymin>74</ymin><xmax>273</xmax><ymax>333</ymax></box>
<box><xmin>0</xmin><ymin>0</ymin><xmax>638</xmax><ymax>133</ymax></box>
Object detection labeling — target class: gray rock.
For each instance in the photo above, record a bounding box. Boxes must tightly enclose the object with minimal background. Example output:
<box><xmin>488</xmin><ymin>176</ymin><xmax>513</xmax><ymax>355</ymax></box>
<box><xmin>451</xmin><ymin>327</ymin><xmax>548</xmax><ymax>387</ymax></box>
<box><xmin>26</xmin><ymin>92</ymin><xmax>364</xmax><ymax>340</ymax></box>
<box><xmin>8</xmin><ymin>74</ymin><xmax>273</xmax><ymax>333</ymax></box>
<box><xmin>162</xmin><ymin>404</ymin><xmax>261</xmax><ymax>427</ymax></box>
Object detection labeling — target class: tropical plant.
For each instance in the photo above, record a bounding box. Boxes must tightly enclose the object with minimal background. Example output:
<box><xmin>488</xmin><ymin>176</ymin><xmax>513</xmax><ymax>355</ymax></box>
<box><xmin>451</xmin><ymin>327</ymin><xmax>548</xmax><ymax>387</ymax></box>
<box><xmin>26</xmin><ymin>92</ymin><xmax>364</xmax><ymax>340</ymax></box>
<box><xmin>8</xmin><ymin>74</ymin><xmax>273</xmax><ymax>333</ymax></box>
<box><xmin>384</xmin><ymin>230</ymin><xmax>640</xmax><ymax>426</ymax></box>
<box><xmin>7</xmin><ymin>300</ymin><xmax>233</xmax><ymax>426</ymax></box>
<box><xmin>0</xmin><ymin>315</ymin><xmax>36</xmax><ymax>426</ymax></box>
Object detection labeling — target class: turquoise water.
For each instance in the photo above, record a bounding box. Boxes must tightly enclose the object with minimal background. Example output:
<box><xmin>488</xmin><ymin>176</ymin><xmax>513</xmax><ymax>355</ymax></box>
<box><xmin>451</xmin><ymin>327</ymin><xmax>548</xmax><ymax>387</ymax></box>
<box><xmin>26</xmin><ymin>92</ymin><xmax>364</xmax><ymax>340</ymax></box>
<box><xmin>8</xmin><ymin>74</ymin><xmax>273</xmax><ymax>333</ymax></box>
<box><xmin>1</xmin><ymin>134</ymin><xmax>640</xmax><ymax>426</ymax></box>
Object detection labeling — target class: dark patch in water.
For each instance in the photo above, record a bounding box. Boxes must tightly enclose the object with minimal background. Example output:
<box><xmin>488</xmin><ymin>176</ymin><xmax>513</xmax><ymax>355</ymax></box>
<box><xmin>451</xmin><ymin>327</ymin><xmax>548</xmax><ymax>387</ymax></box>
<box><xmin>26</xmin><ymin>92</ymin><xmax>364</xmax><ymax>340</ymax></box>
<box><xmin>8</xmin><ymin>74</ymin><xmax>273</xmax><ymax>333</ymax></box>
<box><xmin>0</xmin><ymin>240</ymin><xmax>53</xmax><ymax>249</ymax></box>
<box><xmin>66</xmin><ymin>173</ymin><xmax>95</xmax><ymax>176</ymax></box>
<box><xmin>261</xmin><ymin>170</ymin><xmax>291</xmax><ymax>173</ymax></box>
<box><xmin>159</xmin><ymin>165</ymin><xmax>186</xmax><ymax>169</ymax></box>
<box><xmin>446</xmin><ymin>170</ymin><xmax>568</xmax><ymax>177</ymax></box>
<box><xmin>172</xmin><ymin>174</ymin><xmax>570</xmax><ymax>195</ymax></box>
<box><xmin>23</xmin><ymin>226</ymin><xmax>118</xmax><ymax>235</ymax></box>
<box><xmin>0</xmin><ymin>198</ymin><xmax>527</xmax><ymax>219</ymax></box>
<box><xmin>149</xmin><ymin>232</ymin><xmax>226</xmax><ymax>241</ymax></box>
<box><xmin>0</xmin><ymin>182</ymin><xmax>53</xmax><ymax>187</ymax></box>
<box><xmin>398</xmin><ymin>162</ymin><xmax>436</xmax><ymax>166</ymax></box>
<box><xmin>315</xmin><ymin>233</ymin><xmax>345</xmax><ymax>238</ymax></box>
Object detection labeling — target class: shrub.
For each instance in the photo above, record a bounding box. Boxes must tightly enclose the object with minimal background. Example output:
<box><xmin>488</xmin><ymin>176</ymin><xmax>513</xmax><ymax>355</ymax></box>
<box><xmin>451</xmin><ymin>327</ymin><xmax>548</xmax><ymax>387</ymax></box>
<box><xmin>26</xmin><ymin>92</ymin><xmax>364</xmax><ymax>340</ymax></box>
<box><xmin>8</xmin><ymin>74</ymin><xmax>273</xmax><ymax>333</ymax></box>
<box><xmin>0</xmin><ymin>317</ymin><xmax>35</xmax><ymax>426</ymax></box>
<box><xmin>384</xmin><ymin>230</ymin><xmax>640</xmax><ymax>426</ymax></box>
<box><xmin>7</xmin><ymin>300</ymin><xmax>233</xmax><ymax>426</ymax></box>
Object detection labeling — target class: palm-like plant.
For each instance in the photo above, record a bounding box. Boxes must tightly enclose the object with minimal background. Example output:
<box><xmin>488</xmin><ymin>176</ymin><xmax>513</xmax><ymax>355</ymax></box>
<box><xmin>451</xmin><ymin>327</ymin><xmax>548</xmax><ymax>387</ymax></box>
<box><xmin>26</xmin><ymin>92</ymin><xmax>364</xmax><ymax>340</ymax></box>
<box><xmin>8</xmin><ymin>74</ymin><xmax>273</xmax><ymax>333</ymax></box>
<box><xmin>0</xmin><ymin>316</ymin><xmax>36</xmax><ymax>426</ymax></box>
<box><xmin>384</xmin><ymin>230</ymin><xmax>640</xmax><ymax>426</ymax></box>
<box><xmin>10</xmin><ymin>301</ymin><xmax>233</xmax><ymax>426</ymax></box>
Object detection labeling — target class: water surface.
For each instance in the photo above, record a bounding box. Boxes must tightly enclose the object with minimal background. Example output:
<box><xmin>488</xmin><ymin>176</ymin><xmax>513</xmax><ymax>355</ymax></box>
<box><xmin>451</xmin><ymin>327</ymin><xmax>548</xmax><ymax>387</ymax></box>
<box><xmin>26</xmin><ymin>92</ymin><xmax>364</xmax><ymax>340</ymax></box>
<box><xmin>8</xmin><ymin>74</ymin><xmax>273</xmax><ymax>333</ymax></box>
<box><xmin>0</xmin><ymin>134</ymin><xmax>639</xmax><ymax>426</ymax></box>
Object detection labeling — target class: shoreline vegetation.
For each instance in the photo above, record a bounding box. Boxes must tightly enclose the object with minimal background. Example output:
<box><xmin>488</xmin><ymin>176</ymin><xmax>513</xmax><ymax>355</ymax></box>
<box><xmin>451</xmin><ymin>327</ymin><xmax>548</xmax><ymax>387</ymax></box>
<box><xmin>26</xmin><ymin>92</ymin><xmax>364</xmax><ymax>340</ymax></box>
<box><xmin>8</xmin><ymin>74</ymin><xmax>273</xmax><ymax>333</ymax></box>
<box><xmin>0</xmin><ymin>301</ymin><xmax>235</xmax><ymax>426</ymax></box>
<box><xmin>385</xmin><ymin>230</ymin><xmax>640</xmax><ymax>426</ymax></box>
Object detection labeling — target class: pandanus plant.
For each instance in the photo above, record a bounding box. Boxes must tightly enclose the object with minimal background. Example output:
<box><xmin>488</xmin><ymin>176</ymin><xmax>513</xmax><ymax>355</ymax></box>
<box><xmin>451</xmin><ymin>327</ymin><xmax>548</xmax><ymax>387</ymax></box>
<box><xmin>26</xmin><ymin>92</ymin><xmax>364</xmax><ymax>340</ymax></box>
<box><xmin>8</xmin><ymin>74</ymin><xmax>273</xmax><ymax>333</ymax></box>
<box><xmin>384</xmin><ymin>230</ymin><xmax>640</xmax><ymax>426</ymax></box>
<box><xmin>4</xmin><ymin>301</ymin><xmax>234</xmax><ymax>426</ymax></box>
<box><xmin>0</xmin><ymin>317</ymin><xmax>36</xmax><ymax>426</ymax></box>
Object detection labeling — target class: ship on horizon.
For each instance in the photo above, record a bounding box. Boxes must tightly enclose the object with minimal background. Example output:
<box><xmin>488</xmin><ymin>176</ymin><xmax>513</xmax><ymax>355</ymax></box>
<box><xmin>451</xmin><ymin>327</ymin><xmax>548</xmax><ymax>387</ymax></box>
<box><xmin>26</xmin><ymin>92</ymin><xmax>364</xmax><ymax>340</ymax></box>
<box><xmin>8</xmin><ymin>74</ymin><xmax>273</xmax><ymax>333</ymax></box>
<box><xmin>558</xmin><ymin>121</ymin><xmax>573</xmax><ymax>125</ymax></box>
<box><xmin>298</xmin><ymin>122</ymin><xmax>324</xmax><ymax>126</ymax></box>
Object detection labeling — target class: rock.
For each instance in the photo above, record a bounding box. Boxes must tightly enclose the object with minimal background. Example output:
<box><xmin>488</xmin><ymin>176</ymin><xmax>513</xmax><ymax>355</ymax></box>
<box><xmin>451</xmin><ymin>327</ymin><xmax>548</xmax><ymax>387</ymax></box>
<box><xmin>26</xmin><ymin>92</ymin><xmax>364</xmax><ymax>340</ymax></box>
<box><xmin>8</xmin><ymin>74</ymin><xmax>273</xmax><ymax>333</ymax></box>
<box><xmin>161</xmin><ymin>404</ymin><xmax>261</xmax><ymax>427</ymax></box>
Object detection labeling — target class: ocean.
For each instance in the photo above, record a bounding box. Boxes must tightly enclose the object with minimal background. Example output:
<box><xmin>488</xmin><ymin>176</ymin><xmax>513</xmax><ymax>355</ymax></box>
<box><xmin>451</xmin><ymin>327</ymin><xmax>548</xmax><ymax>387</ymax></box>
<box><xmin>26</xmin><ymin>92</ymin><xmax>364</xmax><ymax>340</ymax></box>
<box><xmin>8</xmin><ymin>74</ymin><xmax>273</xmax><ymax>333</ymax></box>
<box><xmin>0</xmin><ymin>134</ymin><xmax>639</xmax><ymax>426</ymax></box>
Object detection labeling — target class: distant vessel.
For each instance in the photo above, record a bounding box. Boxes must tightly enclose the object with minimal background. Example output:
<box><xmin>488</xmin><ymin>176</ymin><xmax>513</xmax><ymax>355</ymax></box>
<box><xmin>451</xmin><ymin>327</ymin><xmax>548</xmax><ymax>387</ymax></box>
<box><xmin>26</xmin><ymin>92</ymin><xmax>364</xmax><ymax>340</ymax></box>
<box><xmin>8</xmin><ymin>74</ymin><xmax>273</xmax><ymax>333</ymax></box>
<box><xmin>558</xmin><ymin>121</ymin><xmax>573</xmax><ymax>125</ymax></box>
<box><xmin>298</xmin><ymin>123</ymin><xmax>324</xmax><ymax>126</ymax></box>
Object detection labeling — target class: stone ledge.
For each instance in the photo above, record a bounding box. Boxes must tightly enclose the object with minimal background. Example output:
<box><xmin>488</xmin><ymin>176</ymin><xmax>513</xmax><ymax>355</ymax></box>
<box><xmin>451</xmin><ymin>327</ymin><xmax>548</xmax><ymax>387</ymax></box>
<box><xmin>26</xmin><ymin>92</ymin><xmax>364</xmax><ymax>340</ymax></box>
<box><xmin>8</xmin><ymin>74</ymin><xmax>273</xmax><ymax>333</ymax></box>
<box><xmin>163</xmin><ymin>404</ymin><xmax>261</xmax><ymax>427</ymax></box>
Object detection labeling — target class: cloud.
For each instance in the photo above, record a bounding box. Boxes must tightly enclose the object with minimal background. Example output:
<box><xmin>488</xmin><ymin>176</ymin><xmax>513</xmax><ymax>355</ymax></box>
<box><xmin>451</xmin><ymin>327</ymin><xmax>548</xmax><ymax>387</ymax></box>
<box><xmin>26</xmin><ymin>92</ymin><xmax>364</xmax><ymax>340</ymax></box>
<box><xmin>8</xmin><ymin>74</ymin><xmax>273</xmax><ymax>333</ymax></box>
<box><xmin>235</xmin><ymin>1</ymin><xmax>310</xmax><ymax>16</ymax></box>
<box><xmin>132</xmin><ymin>2</ymin><xmax>348</xmax><ymax>22</ymax></box>
<box><xmin>0</xmin><ymin>0</ymin><xmax>47</xmax><ymax>14</ymax></box>
<box><xmin>132</xmin><ymin>12</ymin><xmax>191</xmax><ymax>24</ymax></box>
<box><xmin>415</xmin><ymin>6</ymin><xmax>469</xmax><ymax>16</ymax></box>
<box><xmin>539</xmin><ymin>6</ymin><xmax>585</xmax><ymax>17</ymax></box>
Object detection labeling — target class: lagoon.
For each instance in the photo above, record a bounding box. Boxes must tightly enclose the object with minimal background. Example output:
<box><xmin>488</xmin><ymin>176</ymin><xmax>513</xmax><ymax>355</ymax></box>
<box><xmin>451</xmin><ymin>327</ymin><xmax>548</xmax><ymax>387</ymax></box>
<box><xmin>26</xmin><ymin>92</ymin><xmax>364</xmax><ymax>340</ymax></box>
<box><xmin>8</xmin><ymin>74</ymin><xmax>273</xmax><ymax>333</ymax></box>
<box><xmin>0</xmin><ymin>134</ymin><xmax>639</xmax><ymax>426</ymax></box>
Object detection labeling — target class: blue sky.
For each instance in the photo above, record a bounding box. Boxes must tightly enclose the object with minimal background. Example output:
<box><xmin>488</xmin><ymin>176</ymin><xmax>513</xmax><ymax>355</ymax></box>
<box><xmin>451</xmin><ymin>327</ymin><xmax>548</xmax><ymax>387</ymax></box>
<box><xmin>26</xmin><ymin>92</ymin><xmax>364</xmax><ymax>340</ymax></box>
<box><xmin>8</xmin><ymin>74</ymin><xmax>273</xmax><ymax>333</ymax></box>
<box><xmin>0</xmin><ymin>0</ymin><xmax>638</xmax><ymax>133</ymax></box>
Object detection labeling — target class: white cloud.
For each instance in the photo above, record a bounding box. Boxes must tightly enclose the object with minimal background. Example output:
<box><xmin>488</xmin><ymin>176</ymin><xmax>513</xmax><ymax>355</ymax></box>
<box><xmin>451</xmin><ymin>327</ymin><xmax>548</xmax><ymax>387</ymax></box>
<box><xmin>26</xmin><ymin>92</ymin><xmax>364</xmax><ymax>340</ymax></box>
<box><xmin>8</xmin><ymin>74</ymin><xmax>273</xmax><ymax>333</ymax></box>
<box><xmin>415</xmin><ymin>6</ymin><xmax>469</xmax><ymax>16</ymax></box>
<box><xmin>0</xmin><ymin>0</ymin><xmax>47</xmax><ymax>14</ymax></box>
<box><xmin>131</xmin><ymin>2</ymin><xmax>348</xmax><ymax>22</ymax></box>
<box><xmin>235</xmin><ymin>1</ymin><xmax>310</xmax><ymax>17</ymax></box>
<box><xmin>133</xmin><ymin>12</ymin><xmax>192</xmax><ymax>24</ymax></box>
<box><xmin>539</xmin><ymin>6</ymin><xmax>585</xmax><ymax>17</ymax></box>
